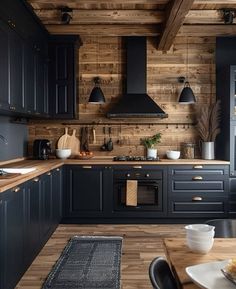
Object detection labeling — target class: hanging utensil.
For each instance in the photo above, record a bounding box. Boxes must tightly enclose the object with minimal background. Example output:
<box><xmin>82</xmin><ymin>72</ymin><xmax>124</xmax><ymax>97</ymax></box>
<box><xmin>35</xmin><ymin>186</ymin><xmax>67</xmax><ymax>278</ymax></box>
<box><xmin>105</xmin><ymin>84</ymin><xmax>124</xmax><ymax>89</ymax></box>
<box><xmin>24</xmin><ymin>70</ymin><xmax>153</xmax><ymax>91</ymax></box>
<box><xmin>107</xmin><ymin>126</ymin><xmax>113</xmax><ymax>151</ymax></box>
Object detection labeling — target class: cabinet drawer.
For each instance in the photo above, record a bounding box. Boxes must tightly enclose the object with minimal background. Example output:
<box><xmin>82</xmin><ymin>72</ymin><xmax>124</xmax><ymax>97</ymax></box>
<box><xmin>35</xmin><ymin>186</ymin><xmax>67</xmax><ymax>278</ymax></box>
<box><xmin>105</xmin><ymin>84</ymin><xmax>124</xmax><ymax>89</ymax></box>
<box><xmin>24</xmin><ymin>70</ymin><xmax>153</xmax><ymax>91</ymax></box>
<box><xmin>173</xmin><ymin>180</ymin><xmax>224</xmax><ymax>192</ymax></box>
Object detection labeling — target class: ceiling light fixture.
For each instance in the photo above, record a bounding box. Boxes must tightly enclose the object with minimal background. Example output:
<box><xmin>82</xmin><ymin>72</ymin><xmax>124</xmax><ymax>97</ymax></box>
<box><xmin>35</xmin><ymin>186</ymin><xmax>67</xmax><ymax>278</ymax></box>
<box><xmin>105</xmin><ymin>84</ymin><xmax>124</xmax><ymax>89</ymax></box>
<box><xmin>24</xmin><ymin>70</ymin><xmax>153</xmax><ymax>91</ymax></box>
<box><xmin>88</xmin><ymin>77</ymin><xmax>106</xmax><ymax>103</ymax></box>
<box><xmin>60</xmin><ymin>7</ymin><xmax>73</xmax><ymax>24</ymax></box>
<box><xmin>178</xmin><ymin>37</ymin><xmax>196</xmax><ymax>104</ymax></box>
<box><xmin>222</xmin><ymin>9</ymin><xmax>235</xmax><ymax>24</ymax></box>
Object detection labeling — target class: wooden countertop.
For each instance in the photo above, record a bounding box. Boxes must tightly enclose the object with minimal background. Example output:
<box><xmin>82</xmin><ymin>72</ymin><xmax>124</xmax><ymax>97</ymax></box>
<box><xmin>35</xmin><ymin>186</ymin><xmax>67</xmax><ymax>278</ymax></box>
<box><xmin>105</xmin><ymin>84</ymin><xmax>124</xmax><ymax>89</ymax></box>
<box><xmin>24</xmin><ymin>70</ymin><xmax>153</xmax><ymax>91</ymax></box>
<box><xmin>163</xmin><ymin>238</ymin><xmax>236</xmax><ymax>289</ymax></box>
<box><xmin>0</xmin><ymin>158</ymin><xmax>230</xmax><ymax>194</ymax></box>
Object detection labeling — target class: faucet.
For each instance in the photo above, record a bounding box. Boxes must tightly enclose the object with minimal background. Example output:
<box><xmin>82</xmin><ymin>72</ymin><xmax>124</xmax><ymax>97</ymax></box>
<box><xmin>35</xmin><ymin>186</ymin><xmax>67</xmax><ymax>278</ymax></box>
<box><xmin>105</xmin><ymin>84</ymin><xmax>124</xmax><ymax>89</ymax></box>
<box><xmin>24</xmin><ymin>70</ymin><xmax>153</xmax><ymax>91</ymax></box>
<box><xmin>0</xmin><ymin>135</ymin><xmax>8</xmax><ymax>145</ymax></box>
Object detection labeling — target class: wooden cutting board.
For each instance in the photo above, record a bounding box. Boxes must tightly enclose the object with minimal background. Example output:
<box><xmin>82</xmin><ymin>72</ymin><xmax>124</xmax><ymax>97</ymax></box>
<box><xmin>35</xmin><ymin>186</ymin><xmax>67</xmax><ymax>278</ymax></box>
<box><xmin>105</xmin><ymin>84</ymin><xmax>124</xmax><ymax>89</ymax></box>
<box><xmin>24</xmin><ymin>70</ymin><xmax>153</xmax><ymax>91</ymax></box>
<box><xmin>57</xmin><ymin>127</ymin><xmax>70</xmax><ymax>149</ymax></box>
<box><xmin>66</xmin><ymin>129</ymin><xmax>80</xmax><ymax>156</ymax></box>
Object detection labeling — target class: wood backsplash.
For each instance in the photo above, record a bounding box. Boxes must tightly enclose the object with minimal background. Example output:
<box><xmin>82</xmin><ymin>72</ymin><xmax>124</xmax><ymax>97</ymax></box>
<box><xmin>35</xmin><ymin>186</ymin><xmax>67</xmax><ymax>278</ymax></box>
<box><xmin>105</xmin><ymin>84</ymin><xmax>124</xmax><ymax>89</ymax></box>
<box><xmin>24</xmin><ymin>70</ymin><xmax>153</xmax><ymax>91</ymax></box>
<box><xmin>28</xmin><ymin>35</ymin><xmax>216</xmax><ymax>158</ymax></box>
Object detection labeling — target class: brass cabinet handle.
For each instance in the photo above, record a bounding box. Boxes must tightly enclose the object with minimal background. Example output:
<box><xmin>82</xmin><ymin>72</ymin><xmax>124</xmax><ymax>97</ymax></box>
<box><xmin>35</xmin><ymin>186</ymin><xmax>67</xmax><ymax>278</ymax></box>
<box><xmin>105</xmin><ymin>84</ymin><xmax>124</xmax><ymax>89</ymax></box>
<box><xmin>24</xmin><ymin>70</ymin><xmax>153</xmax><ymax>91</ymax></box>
<box><xmin>82</xmin><ymin>166</ymin><xmax>92</xmax><ymax>169</ymax></box>
<box><xmin>192</xmin><ymin>176</ymin><xmax>203</xmax><ymax>181</ymax></box>
<box><xmin>192</xmin><ymin>196</ymin><xmax>203</xmax><ymax>201</ymax></box>
<box><xmin>47</xmin><ymin>172</ymin><xmax>51</xmax><ymax>176</ymax></box>
<box><xmin>193</xmin><ymin>165</ymin><xmax>203</xmax><ymax>169</ymax></box>
<box><xmin>33</xmin><ymin>177</ymin><xmax>39</xmax><ymax>182</ymax></box>
<box><xmin>56</xmin><ymin>168</ymin><xmax>60</xmax><ymax>172</ymax></box>
<box><xmin>12</xmin><ymin>187</ymin><xmax>20</xmax><ymax>193</ymax></box>
<box><xmin>133</xmin><ymin>166</ymin><xmax>142</xmax><ymax>169</ymax></box>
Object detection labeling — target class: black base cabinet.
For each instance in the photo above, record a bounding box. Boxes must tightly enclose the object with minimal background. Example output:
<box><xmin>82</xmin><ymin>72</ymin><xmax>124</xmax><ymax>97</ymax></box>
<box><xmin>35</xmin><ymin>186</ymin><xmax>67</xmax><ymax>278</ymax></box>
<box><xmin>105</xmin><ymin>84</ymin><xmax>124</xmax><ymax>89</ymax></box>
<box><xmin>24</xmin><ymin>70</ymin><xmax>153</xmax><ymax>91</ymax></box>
<box><xmin>63</xmin><ymin>165</ymin><xmax>112</xmax><ymax>220</ymax></box>
<box><xmin>0</xmin><ymin>168</ymin><xmax>62</xmax><ymax>289</ymax></box>
<box><xmin>168</xmin><ymin>165</ymin><xmax>229</xmax><ymax>219</ymax></box>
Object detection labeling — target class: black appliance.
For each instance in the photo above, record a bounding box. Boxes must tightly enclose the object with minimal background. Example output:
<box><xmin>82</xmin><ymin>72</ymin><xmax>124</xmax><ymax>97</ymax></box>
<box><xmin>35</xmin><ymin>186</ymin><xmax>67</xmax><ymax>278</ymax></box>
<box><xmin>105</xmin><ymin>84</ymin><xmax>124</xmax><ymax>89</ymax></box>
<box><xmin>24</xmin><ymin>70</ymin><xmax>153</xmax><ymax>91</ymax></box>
<box><xmin>107</xmin><ymin>37</ymin><xmax>168</xmax><ymax>118</ymax></box>
<box><xmin>113</xmin><ymin>155</ymin><xmax>160</xmax><ymax>161</ymax></box>
<box><xmin>113</xmin><ymin>169</ymin><xmax>163</xmax><ymax>211</ymax></box>
<box><xmin>33</xmin><ymin>139</ymin><xmax>51</xmax><ymax>160</ymax></box>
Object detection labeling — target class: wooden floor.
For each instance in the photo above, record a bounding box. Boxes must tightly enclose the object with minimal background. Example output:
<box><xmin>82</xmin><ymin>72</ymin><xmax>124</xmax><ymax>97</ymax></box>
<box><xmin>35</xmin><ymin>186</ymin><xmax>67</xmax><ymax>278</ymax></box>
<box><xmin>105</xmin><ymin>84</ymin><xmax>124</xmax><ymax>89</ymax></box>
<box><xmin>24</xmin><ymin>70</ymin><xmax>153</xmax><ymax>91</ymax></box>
<box><xmin>16</xmin><ymin>224</ymin><xmax>186</xmax><ymax>289</ymax></box>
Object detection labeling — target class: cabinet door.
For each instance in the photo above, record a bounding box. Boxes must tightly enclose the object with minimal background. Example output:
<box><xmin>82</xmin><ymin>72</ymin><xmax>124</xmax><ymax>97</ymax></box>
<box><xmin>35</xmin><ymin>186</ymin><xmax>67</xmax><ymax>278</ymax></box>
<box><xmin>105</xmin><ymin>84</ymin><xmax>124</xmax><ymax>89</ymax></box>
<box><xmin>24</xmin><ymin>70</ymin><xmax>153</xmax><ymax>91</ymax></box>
<box><xmin>35</xmin><ymin>53</ymin><xmax>48</xmax><ymax>116</ymax></box>
<box><xmin>40</xmin><ymin>172</ymin><xmax>53</xmax><ymax>241</ymax></box>
<box><xmin>52</xmin><ymin>167</ymin><xmax>62</xmax><ymax>225</ymax></box>
<box><xmin>65</xmin><ymin>166</ymin><xmax>103</xmax><ymax>217</ymax></box>
<box><xmin>49</xmin><ymin>38</ymin><xmax>78</xmax><ymax>119</ymax></box>
<box><xmin>1</xmin><ymin>186</ymin><xmax>25</xmax><ymax>289</ymax></box>
<box><xmin>0</xmin><ymin>196</ymin><xmax>3</xmax><ymax>289</ymax></box>
<box><xmin>24</xmin><ymin>177</ymin><xmax>41</xmax><ymax>267</ymax></box>
<box><xmin>0</xmin><ymin>20</ymin><xmax>10</xmax><ymax>110</ymax></box>
<box><xmin>9</xmin><ymin>29</ymin><xmax>24</xmax><ymax>113</ymax></box>
<box><xmin>24</xmin><ymin>43</ymin><xmax>36</xmax><ymax>115</ymax></box>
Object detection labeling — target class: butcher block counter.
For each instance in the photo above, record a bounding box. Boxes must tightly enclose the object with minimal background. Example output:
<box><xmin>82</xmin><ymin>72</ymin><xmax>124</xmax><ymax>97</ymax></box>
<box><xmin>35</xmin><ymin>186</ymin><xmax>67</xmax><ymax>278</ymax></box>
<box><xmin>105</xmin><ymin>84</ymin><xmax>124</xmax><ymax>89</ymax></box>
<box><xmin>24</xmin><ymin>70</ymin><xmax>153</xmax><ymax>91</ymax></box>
<box><xmin>0</xmin><ymin>157</ymin><xmax>230</xmax><ymax>193</ymax></box>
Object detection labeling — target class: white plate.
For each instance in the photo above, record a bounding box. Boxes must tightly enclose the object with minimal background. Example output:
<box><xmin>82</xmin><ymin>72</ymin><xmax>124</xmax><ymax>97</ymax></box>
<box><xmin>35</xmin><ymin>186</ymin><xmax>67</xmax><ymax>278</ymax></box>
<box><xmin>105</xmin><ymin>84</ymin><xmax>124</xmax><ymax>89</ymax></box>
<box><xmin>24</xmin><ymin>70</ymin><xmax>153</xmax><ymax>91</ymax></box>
<box><xmin>186</xmin><ymin>260</ymin><xmax>236</xmax><ymax>289</ymax></box>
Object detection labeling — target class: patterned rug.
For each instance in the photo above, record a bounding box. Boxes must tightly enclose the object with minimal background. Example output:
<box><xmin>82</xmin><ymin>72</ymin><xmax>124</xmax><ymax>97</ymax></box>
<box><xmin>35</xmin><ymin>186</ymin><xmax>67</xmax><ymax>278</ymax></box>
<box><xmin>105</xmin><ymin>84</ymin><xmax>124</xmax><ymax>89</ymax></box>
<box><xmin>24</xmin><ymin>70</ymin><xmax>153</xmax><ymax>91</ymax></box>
<box><xmin>42</xmin><ymin>236</ymin><xmax>123</xmax><ymax>289</ymax></box>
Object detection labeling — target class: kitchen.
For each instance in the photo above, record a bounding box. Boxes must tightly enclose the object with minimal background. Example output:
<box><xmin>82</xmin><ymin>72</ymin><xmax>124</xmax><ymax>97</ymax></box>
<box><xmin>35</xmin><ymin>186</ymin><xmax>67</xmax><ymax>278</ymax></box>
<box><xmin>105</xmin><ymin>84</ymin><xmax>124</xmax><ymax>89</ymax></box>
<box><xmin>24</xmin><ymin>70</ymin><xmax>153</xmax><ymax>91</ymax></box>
<box><xmin>0</xmin><ymin>0</ymin><xmax>236</xmax><ymax>289</ymax></box>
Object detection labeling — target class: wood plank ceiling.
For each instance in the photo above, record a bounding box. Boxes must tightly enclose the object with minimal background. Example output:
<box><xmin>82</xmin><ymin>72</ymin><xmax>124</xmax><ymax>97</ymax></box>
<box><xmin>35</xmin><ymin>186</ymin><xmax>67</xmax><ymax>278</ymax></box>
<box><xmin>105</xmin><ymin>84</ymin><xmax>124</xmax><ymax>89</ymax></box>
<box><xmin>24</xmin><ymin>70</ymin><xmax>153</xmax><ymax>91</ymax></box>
<box><xmin>27</xmin><ymin>0</ymin><xmax>236</xmax><ymax>50</ymax></box>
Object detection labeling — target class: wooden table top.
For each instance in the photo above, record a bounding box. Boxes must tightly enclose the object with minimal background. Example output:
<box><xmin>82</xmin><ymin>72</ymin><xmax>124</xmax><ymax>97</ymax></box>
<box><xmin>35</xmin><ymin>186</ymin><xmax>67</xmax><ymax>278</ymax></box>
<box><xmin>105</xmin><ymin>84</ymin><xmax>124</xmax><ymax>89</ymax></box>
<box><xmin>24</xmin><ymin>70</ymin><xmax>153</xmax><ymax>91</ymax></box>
<box><xmin>163</xmin><ymin>238</ymin><xmax>236</xmax><ymax>289</ymax></box>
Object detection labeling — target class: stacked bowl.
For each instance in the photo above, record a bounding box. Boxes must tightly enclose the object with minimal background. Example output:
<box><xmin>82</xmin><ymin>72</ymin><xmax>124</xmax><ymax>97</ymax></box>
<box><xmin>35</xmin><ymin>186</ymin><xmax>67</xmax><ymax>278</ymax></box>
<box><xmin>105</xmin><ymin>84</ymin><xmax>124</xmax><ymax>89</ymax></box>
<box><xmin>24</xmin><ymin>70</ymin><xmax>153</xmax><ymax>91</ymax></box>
<box><xmin>185</xmin><ymin>224</ymin><xmax>215</xmax><ymax>254</ymax></box>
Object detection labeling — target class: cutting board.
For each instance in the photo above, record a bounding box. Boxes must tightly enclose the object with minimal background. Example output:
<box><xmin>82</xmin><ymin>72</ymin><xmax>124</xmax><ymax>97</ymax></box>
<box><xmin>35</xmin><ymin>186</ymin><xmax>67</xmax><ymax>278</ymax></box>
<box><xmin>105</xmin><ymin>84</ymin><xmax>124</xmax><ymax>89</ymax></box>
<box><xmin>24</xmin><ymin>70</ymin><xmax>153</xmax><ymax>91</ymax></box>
<box><xmin>57</xmin><ymin>127</ymin><xmax>70</xmax><ymax>149</ymax></box>
<box><xmin>66</xmin><ymin>129</ymin><xmax>80</xmax><ymax>156</ymax></box>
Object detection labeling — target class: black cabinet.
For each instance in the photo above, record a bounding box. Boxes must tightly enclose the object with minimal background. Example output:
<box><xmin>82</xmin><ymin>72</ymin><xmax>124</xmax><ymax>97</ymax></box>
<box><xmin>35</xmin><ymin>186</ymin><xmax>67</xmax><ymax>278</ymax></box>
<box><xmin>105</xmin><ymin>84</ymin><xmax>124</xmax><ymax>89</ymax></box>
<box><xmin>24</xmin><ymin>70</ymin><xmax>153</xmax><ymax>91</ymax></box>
<box><xmin>0</xmin><ymin>185</ymin><xmax>26</xmax><ymax>289</ymax></box>
<box><xmin>0</xmin><ymin>167</ymin><xmax>63</xmax><ymax>289</ymax></box>
<box><xmin>168</xmin><ymin>165</ymin><xmax>229</xmax><ymax>218</ymax></box>
<box><xmin>63</xmin><ymin>165</ymin><xmax>111</xmax><ymax>220</ymax></box>
<box><xmin>0</xmin><ymin>19</ymin><xmax>10</xmax><ymax>111</ymax></box>
<box><xmin>24</xmin><ymin>176</ymin><xmax>41</xmax><ymax>267</ymax></box>
<box><xmin>52</xmin><ymin>167</ymin><xmax>63</xmax><ymax>225</ymax></box>
<box><xmin>48</xmin><ymin>36</ymin><xmax>81</xmax><ymax>119</ymax></box>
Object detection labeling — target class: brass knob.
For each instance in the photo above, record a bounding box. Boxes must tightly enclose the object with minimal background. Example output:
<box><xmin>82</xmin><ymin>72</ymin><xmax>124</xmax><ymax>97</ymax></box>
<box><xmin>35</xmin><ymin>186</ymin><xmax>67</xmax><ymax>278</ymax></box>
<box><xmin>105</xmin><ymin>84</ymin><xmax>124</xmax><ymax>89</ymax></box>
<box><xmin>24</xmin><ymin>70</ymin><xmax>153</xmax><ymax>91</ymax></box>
<box><xmin>192</xmin><ymin>176</ymin><xmax>203</xmax><ymax>181</ymax></box>
<box><xmin>133</xmin><ymin>166</ymin><xmax>142</xmax><ymax>169</ymax></box>
<box><xmin>47</xmin><ymin>172</ymin><xmax>51</xmax><ymax>176</ymax></box>
<box><xmin>82</xmin><ymin>166</ymin><xmax>92</xmax><ymax>169</ymax></box>
<box><xmin>12</xmin><ymin>187</ymin><xmax>20</xmax><ymax>193</ymax></box>
<box><xmin>33</xmin><ymin>177</ymin><xmax>39</xmax><ymax>182</ymax></box>
<box><xmin>193</xmin><ymin>165</ymin><xmax>203</xmax><ymax>169</ymax></box>
<box><xmin>56</xmin><ymin>168</ymin><xmax>60</xmax><ymax>171</ymax></box>
<box><xmin>192</xmin><ymin>196</ymin><xmax>203</xmax><ymax>201</ymax></box>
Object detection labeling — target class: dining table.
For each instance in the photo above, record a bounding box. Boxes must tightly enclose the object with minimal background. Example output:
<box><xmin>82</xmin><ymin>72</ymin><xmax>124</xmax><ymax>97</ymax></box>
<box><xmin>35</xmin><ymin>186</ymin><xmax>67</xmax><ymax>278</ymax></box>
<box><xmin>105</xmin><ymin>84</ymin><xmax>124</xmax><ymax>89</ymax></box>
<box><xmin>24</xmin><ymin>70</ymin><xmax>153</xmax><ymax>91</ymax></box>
<box><xmin>163</xmin><ymin>238</ymin><xmax>236</xmax><ymax>289</ymax></box>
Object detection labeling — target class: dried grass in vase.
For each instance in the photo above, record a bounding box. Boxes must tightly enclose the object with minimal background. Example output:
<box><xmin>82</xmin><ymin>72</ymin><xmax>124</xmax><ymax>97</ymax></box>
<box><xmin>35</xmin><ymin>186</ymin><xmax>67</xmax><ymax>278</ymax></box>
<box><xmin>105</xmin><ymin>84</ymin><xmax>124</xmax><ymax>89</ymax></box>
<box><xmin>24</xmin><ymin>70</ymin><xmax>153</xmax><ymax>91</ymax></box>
<box><xmin>196</xmin><ymin>100</ymin><xmax>221</xmax><ymax>142</ymax></box>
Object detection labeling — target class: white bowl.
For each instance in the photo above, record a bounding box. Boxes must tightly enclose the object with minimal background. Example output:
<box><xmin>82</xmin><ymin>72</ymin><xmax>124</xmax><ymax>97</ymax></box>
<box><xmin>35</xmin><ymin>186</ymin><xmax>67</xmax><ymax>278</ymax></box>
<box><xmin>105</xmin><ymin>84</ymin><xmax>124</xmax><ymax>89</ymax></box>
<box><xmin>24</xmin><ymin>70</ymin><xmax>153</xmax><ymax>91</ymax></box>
<box><xmin>166</xmin><ymin>150</ymin><xmax>180</xmax><ymax>160</ymax></box>
<box><xmin>185</xmin><ymin>224</ymin><xmax>215</xmax><ymax>237</ymax></box>
<box><xmin>186</xmin><ymin>237</ymin><xmax>214</xmax><ymax>254</ymax></box>
<box><xmin>55</xmin><ymin>149</ymin><xmax>71</xmax><ymax>159</ymax></box>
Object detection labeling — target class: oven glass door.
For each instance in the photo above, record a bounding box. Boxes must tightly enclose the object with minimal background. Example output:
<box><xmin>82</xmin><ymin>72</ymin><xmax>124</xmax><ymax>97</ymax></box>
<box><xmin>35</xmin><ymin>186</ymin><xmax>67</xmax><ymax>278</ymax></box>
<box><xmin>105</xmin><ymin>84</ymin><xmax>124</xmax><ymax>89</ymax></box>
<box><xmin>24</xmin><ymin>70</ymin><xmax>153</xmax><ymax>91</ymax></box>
<box><xmin>114</xmin><ymin>180</ymin><xmax>162</xmax><ymax>211</ymax></box>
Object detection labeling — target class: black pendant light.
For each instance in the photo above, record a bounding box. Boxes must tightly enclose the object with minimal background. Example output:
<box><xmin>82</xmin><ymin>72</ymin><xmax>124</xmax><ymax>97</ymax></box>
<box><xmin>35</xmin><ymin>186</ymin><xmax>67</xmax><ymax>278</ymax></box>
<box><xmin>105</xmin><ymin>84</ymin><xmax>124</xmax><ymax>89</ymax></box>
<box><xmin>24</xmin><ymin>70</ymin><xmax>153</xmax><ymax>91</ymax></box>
<box><xmin>88</xmin><ymin>77</ymin><xmax>105</xmax><ymax>103</ymax></box>
<box><xmin>178</xmin><ymin>37</ymin><xmax>196</xmax><ymax>104</ymax></box>
<box><xmin>178</xmin><ymin>81</ymin><xmax>196</xmax><ymax>103</ymax></box>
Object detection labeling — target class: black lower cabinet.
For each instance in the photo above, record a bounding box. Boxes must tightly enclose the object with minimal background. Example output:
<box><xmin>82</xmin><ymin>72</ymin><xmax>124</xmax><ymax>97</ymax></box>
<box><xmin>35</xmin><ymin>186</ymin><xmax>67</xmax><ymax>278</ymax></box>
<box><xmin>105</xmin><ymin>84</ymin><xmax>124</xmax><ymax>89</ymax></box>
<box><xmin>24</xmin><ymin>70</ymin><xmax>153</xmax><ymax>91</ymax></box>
<box><xmin>0</xmin><ymin>168</ymin><xmax>62</xmax><ymax>289</ymax></box>
<box><xmin>168</xmin><ymin>165</ymin><xmax>229</xmax><ymax>219</ymax></box>
<box><xmin>63</xmin><ymin>165</ymin><xmax>112</xmax><ymax>221</ymax></box>
<box><xmin>0</xmin><ymin>185</ymin><xmax>26</xmax><ymax>289</ymax></box>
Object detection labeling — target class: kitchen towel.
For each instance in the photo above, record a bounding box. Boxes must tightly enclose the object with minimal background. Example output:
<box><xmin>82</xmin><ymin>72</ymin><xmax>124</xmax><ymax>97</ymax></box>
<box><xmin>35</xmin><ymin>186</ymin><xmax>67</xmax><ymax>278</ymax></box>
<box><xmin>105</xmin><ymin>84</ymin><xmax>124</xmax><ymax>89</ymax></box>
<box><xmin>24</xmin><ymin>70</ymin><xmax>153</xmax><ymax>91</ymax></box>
<box><xmin>126</xmin><ymin>180</ymin><xmax>138</xmax><ymax>206</ymax></box>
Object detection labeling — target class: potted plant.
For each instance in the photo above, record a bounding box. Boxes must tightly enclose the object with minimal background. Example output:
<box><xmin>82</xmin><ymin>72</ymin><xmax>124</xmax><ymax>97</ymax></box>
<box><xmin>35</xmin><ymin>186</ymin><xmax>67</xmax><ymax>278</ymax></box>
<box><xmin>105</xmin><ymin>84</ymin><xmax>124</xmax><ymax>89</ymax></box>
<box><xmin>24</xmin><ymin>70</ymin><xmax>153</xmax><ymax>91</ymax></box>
<box><xmin>140</xmin><ymin>133</ymin><xmax>162</xmax><ymax>159</ymax></box>
<box><xmin>196</xmin><ymin>100</ymin><xmax>221</xmax><ymax>159</ymax></box>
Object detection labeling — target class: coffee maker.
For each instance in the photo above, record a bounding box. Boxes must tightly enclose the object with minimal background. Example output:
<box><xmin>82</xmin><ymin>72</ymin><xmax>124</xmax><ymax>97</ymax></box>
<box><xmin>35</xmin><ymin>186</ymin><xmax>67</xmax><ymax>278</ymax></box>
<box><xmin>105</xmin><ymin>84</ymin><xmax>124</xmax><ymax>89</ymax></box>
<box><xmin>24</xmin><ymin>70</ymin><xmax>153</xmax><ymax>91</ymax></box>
<box><xmin>33</xmin><ymin>139</ymin><xmax>51</xmax><ymax>160</ymax></box>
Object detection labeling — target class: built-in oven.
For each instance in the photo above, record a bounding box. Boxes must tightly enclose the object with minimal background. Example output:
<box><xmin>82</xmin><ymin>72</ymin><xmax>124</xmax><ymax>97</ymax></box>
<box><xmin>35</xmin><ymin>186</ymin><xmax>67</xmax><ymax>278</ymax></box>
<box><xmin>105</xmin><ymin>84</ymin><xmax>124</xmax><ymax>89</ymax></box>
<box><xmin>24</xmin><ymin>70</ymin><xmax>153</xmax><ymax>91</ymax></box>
<box><xmin>113</xmin><ymin>168</ymin><xmax>163</xmax><ymax>211</ymax></box>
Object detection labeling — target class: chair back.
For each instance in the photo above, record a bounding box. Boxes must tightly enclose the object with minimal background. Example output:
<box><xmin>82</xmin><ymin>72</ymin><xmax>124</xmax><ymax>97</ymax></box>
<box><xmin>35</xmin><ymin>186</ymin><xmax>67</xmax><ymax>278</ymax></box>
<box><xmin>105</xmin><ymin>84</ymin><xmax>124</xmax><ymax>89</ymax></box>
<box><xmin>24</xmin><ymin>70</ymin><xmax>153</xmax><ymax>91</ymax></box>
<box><xmin>149</xmin><ymin>257</ymin><xmax>179</xmax><ymax>289</ymax></box>
<box><xmin>205</xmin><ymin>219</ymin><xmax>236</xmax><ymax>238</ymax></box>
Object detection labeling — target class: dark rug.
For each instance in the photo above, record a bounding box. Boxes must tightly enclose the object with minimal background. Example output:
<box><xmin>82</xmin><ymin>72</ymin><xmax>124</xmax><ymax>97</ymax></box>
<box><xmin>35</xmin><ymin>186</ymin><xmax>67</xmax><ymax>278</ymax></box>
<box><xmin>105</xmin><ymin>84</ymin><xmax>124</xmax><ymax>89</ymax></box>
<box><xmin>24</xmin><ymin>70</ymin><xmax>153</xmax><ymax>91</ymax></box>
<box><xmin>42</xmin><ymin>236</ymin><xmax>123</xmax><ymax>289</ymax></box>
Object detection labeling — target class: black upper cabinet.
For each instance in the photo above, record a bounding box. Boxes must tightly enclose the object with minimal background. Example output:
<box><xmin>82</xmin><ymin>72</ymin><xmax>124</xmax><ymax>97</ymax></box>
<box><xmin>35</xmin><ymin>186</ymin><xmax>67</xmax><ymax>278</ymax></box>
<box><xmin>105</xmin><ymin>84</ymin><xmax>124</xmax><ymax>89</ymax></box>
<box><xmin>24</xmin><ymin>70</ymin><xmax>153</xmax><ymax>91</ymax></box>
<box><xmin>0</xmin><ymin>20</ymin><xmax>10</xmax><ymax>111</ymax></box>
<box><xmin>48</xmin><ymin>36</ymin><xmax>81</xmax><ymax>119</ymax></box>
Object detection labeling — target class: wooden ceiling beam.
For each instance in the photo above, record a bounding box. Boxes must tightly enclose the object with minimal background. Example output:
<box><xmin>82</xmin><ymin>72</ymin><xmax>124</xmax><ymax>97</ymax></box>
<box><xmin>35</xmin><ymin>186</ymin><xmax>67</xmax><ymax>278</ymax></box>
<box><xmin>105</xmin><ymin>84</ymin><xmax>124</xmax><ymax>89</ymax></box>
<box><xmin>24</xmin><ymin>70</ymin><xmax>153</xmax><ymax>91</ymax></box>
<box><xmin>35</xmin><ymin>9</ymin><xmax>164</xmax><ymax>25</ymax></box>
<box><xmin>157</xmin><ymin>0</ymin><xmax>194</xmax><ymax>51</ymax></box>
<box><xmin>28</xmin><ymin>0</ymin><xmax>169</xmax><ymax>10</ymax></box>
<box><xmin>179</xmin><ymin>24</ymin><xmax>236</xmax><ymax>36</ymax></box>
<box><xmin>45</xmin><ymin>24</ymin><xmax>161</xmax><ymax>36</ymax></box>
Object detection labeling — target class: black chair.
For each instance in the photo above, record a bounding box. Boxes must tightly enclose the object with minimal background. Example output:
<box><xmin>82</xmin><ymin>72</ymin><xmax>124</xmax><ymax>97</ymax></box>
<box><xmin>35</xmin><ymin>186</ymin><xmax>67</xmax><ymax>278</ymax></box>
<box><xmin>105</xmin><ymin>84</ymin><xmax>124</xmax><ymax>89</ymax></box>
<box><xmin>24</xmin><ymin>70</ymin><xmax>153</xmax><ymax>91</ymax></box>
<box><xmin>149</xmin><ymin>256</ymin><xmax>179</xmax><ymax>289</ymax></box>
<box><xmin>205</xmin><ymin>219</ymin><xmax>236</xmax><ymax>238</ymax></box>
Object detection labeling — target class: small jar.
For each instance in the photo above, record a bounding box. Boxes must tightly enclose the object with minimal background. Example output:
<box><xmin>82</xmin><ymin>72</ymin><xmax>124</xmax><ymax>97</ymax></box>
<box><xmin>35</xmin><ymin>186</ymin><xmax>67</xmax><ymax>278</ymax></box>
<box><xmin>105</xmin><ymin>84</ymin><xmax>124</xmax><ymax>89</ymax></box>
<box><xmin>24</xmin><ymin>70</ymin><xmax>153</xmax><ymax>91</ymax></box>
<box><xmin>181</xmin><ymin>143</ymin><xmax>195</xmax><ymax>159</ymax></box>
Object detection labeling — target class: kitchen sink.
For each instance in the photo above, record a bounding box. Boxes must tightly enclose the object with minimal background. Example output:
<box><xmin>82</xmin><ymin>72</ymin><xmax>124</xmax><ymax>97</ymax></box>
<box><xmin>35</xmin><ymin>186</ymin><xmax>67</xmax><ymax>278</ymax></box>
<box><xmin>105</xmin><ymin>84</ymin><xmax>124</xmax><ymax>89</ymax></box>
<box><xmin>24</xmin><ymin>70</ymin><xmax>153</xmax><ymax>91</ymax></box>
<box><xmin>0</xmin><ymin>168</ymin><xmax>36</xmax><ymax>175</ymax></box>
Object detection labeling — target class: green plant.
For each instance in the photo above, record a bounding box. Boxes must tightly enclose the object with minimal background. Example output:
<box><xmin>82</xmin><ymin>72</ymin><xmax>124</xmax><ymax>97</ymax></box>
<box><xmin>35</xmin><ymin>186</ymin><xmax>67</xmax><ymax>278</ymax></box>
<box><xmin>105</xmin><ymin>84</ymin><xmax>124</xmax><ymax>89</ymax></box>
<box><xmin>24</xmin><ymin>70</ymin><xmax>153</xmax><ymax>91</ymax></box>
<box><xmin>140</xmin><ymin>133</ymin><xmax>162</xmax><ymax>149</ymax></box>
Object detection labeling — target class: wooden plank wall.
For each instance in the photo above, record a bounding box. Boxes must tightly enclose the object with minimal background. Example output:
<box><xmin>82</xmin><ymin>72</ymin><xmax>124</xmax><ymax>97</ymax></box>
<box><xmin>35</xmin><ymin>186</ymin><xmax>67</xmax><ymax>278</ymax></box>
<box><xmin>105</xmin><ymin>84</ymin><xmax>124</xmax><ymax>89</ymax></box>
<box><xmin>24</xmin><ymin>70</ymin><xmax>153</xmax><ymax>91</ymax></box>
<box><xmin>28</xmin><ymin>35</ymin><xmax>216</xmax><ymax>158</ymax></box>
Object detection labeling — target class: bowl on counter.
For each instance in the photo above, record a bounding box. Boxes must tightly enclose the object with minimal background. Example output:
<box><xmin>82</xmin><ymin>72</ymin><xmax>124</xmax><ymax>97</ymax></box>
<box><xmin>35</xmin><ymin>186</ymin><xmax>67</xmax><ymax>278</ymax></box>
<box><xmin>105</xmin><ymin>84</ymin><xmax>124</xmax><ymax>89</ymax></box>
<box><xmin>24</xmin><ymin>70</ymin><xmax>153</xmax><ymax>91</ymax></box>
<box><xmin>55</xmin><ymin>149</ymin><xmax>71</xmax><ymax>159</ymax></box>
<box><xmin>166</xmin><ymin>150</ymin><xmax>180</xmax><ymax>160</ymax></box>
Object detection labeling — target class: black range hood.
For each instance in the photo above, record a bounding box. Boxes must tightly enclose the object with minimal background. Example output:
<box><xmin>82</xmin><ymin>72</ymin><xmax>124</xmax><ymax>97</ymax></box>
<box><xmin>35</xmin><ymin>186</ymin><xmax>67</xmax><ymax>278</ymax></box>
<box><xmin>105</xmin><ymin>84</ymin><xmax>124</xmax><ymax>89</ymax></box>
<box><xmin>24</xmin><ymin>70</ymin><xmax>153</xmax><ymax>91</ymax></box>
<box><xmin>107</xmin><ymin>37</ymin><xmax>168</xmax><ymax>118</ymax></box>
